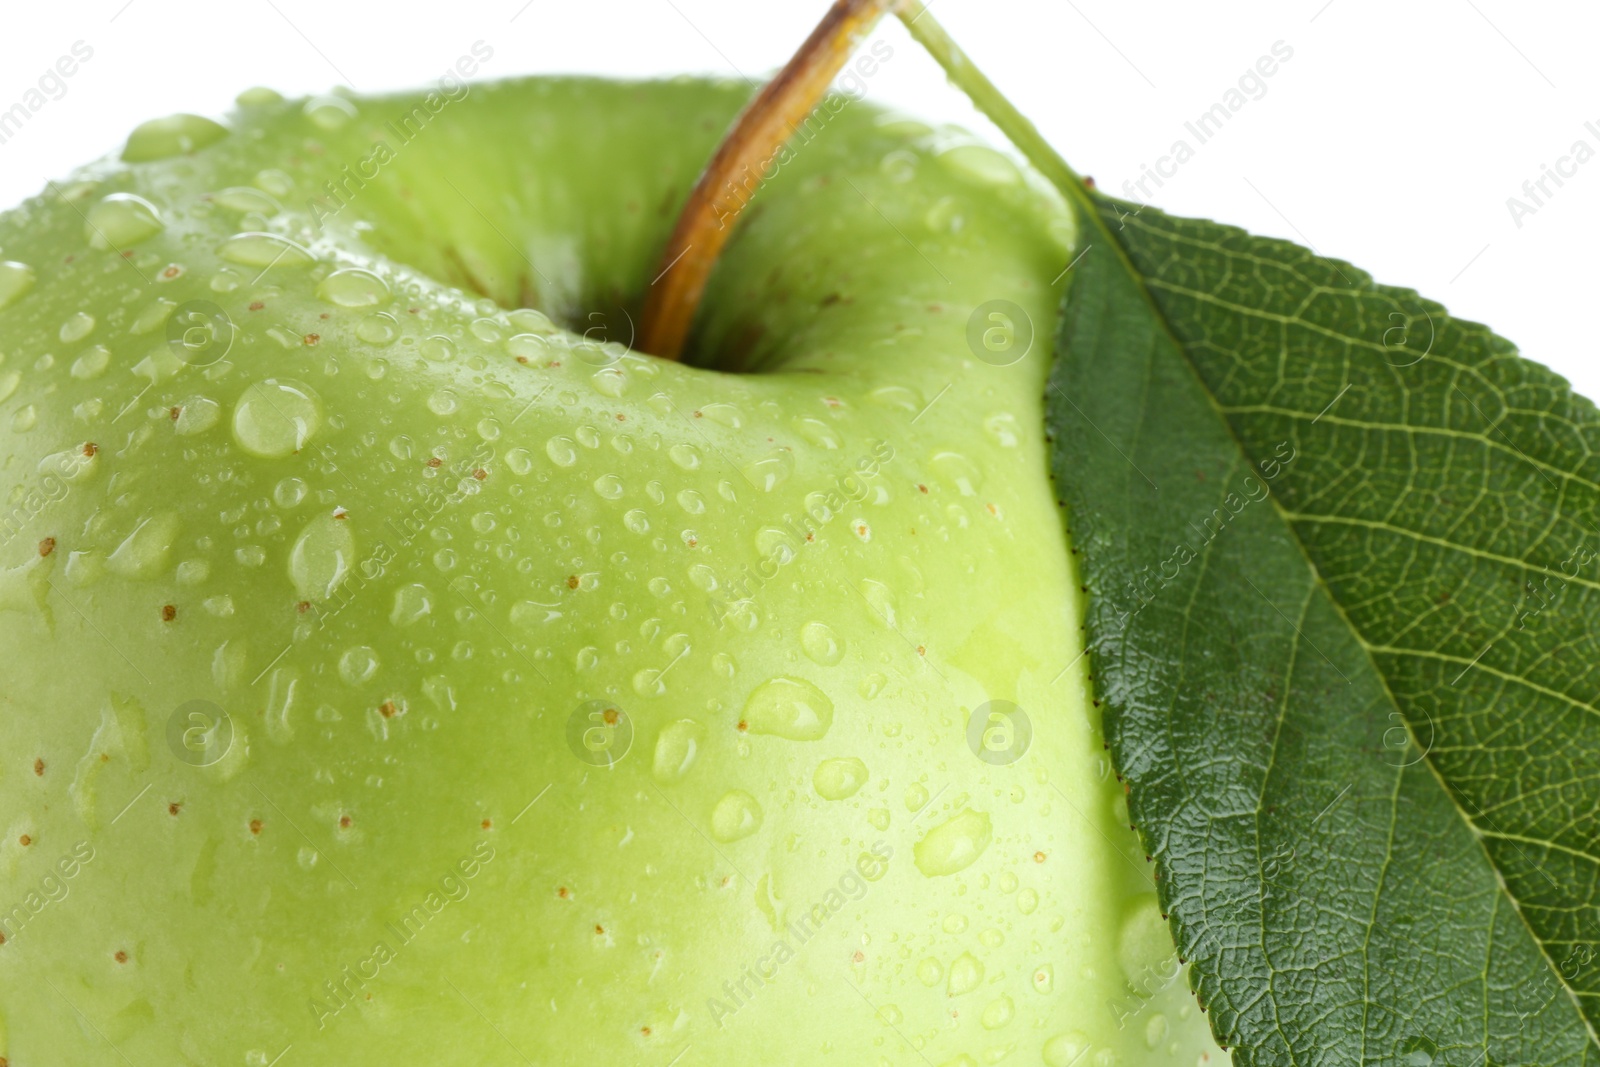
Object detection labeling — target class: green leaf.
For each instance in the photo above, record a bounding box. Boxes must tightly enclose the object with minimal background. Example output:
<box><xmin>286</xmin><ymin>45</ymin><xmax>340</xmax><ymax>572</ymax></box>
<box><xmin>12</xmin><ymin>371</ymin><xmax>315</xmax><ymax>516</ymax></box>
<box><xmin>1048</xmin><ymin>195</ymin><xmax>1600</xmax><ymax>1066</ymax></box>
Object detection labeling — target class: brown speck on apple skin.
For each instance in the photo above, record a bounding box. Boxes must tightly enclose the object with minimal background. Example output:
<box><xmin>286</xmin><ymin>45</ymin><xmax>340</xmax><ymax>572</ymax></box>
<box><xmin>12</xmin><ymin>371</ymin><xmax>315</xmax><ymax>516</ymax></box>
<box><xmin>339</xmin><ymin>815</ymin><xmax>352</xmax><ymax>829</ymax></box>
<box><xmin>480</xmin><ymin>819</ymin><xmax>491</xmax><ymax>830</ymax></box>
<box><xmin>82</xmin><ymin>442</ymin><xmax>98</xmax><ymax>458</ymax></box>
<box><xmin>736</xmin><ymin>720</ymin><xmax>748</xmax><ymax>733</ymax></box>
<box><xmin>114</xmin><ymin>950</ymin><xmax>128</xmax><ymax>963</ymax></box>
<box><xmin>472</xmin><ymin>469</ymin><xmax>487</xmax><ymax>480</ymax></box>
<box><xmin>426</xmin><ymin>458</ymin><xmax>443</xmax><ymax>468</ymax></box>
<box><xmin>248</xmin><ymin>301</ymin><xmax>265</xmax><ymax>311</ymax></box>
<box><xmin>304</xmin><ymin>334</ymin><xmax>320</xmax><ymax>346</ymax></box>
<box><xmin>566</xmin><ymin>575</ymin><xmax>580</xmax><ymax>590</ymax></box>
<box><xmin>38</xmin><ymin>537</ymin><xmax>55</xmax><ymax>557</ymax></box>
<box><xmin>516</xmin><ymin>356</ymin><xmax>529</xmax><ymax>364</ymax></box>
<box><xmin>33</xmin><ymin>758</ymin><xmax>44</xmax><ymax>776</ymax></box>
<box><xmin>602</xmin><ymin>707</ymin><xmax>619</xmax><ymax>725</ymax></box>
<box><xmin>161</xmin><ymin>604</ymin><xmax>176</xmax><ymax>622</ymax></box>
<box><xmin>296</xmin><ymin>601</ymin><xmax>311</xmax><ymax>614</ymax></box>
<box><xmin>249</xmin><ymin>819</ymin><xmax>263</xmax><ymax>835</ymax></box>
<box><xmin>18</xmin><ymin>835</ymin><xmax>31</xmax><ymax>847</ymax></box>
<box><xmin>1033</xmin><ymin>851</ymin><xmax>1046</xmax><ymax>863</ymax></box>
<box><xmin>594</xmin><ymin>924</ymin><xmax>605</xmax><ymax>935</ymax></box>
<box><xmin>917</xmin><ymin>484</ymin><xmax>928</xmax><ymax>493</ymax></box>
<box><xmin>641</xmin><ymin>1026</ymin><xmax>652</xmax><ymax>1037</ymax></box>
<box><xmin>169</xmin><ymin>406</ymin><xmax>182</xmax><ymax>421</ymax></box>
<box><xmin>379</xmin><ymin>701</ymin><xmax>398</xmax><ymax>719</ymax></box>
<box><xmin>557</xmin><ymin>886</ymin><xmax>571</xmax><ymax>899</ymax></box>
<box><xmin>169</xmin><ymin>802</ymin><xmax>182</xmax><ymax>816</ymax></box>
<box><xmin>615</xmin><ymin>413</ymin><xmax>626</xmax><ymax>421</ymax></box>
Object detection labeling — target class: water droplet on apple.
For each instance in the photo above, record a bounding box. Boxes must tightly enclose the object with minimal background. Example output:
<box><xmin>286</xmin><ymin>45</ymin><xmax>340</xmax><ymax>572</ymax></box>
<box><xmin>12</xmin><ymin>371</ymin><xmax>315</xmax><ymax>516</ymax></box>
<box><xmin>289</xmin><ymin>510</ymin><xmax>355</xmax><ymax>600</ymax></box>
<box><xmin>813</xmin><ymin>757</ymin><xmax>867</xmax><ymax>800</ymax></box>
<box><xmin>121</xmin><ymin>113</ymin><xmax>229</xmax><ymax>162</ymax></box>
<box><xmin>593</xmin><ymin>474</ymin><xmax>624</xmax><ymax>500</ymax></box>
<box><xmin>219</xmin><ymin>232</ymin><xmax>314</xmax><ymax>268</ymax></box>
<box><xmin>390</xmin><ymin>583</ymin><xmax>433</xmax><ymax>626</ymax></box>
<box><xmin>69</xmin><ymin>345</ymin><xmax>110</xmax><ymax>380</ymax></box>
<box><xmin>0</xmin><ymin>371</ymin><xmax>18</xmax><ymax>404</ymax></box>
<box><xmin>1043</xmin><ymin>1031</ymin><xmax>1090</xmax><ymax>1067</ymax></box>
<box><xmin>339</xmin><ymin>645</ymin><xmax>380</xmax><ymax>685</ymax></box>
<box><xmin>213</xmin><ymin>186</ymin><xmax>282</xmax><ymax>215</ymax></box>
<box><xmin>668</xmin><ymin>443</ymin><xmax>701</xmax><ymax>470</ymax></box>
<box><xmin>0</xmin><ymin>262</ymin><xmax>36</xmax><ymax>311</ymax></box>
<box><xmin>233</xmin><ymin>379</ymin><xmax>322</xmax><ymax>457</ymax></box>
<box><xmin>710</xmin><ymin>790</ymin><xmax>762</xmax><ymax>841</ymax></box>
<box><xmin>947</xmin><ymin>951</ymin><xmax>984</xmax><ymax>995</ymax></box>
<box><xmin>740</xmin><ymin>450</ymin><xmax>793</xmax><ymax>492</ymax></box>
<box><xmin>263</xmin><ymin>667</ymin><xmax>299</xmax><ymax>743</ymax></box>
<box><xmin>546</xmin><ymin>436</ymin><xmax>578</xmax><ymax>467</ymax></box>
<box><xmin>171</xmin><ymin>395</ymin><xmax>221</xmax><ymax>436</ymax></box>
<box><xmin>696</xmin><ymin>403</ymin><xmax>742</xmax><ymax>428</ymax></box>
<box><xmin>859</xmin><ymin>673</ymin><xmax>886</xmax><ymax>699</ymax></box>
<box><xmin>506</xmin><ymin>333</ymin><xmax>548</xmax><ymax>362</ymax></box>
<box><xmin>981</xmin><ymin>994</ymin><xmax>1015</xmax><ymax>1029</ymax></box>
<box><xmin>85</xmin><ymin>193</ymin><xmax>164</xmax><ymax>249</ymax></box>
<box><xmin>880</xmin><ymin>149</ymin><xmax>920</xmax><ymax>182</ymax></box>
<box><xmin>931</xmin><ymin>451</ymin><xmax>983</xmax><ymax>496</ymax></box>
<box><xmin>508</xmin><ymin>307</ymin><xmax>555</xmax><ymax>334</ymax></box>
<box><xmin>798</xmin><ymin>621</ymin><xmax>844</xmax><ymax>666</ymax></box>
<box><xmin>107</xmin><ymin>513</ymin><xmax>182</xmax><ymax>579</ymax></box>
<box><xmin>923</xmin><ymin>195</ymin><xmax>963</xmax><ymax>234</ymax></box>
<box><xmin>914</xmin><ymin>808</ymin><xmax>993</xmax><ymax>877</ymax></box>
<box><xmin>652</xmin><ymin>719</ymin><xmax>704</xmax><ymax>783</ymax></box>
<box><xmin>11</xmin><ymin>405</ymin><xmax>37</xmax><ymax>432</ymax></box>
<box><xmin>857</xmin><ymin>579</ymin><xmax>896</xmax><ymax>628</ymax></box>
<box><xmin>592</xmin><ymin>367</ymin><xmax>628</xmax><ymax>397</ymax></box>
<box><xmin>318</xmin><ymin>268</ymin><xmax>389</xmax><ymax>308</ymax></box>
<box><xmin>59</xmin><ymin>311</ymin><xmax>95</xmax><ymax>342</ymax></box>
<box><xmin>793</xmin><ymin>417</ymin><xmax>841</xmax><ymax>449</ymax></box>
<box><xmin>940</xmin><ymin>143</ymin><xmax>1022</xmax><ymax>187</ymax></box>
<box><xmin>420</xmin><ymin>335</ymin><xmax>457</xmax><ymax>362</ymax></box>
<box><xmin>624</xmin><ymin>509</ymin><xmax>649</xmax><ymax>534</ymax></box>
<box><xmin>1018</xmin><ymin>888</ymin><xmax>1039</xmax><ymax>915</ymax></box>
<box><xmin>273</xmin><ymin>477</ymin><xmax>308</xmax><ymax>508</ymax></box>
<box><xmin>742</xmin><ymin>677</ymin><xmax>833</xmax><ymax>741</ymax></box>
<box><xmin>675</xmin><ymin>489</ymin><xmax>705</xmax><ymax>514</ymax></box>
<box><xmin>905</xmin><ymin>782</ymin><xmax>929</xmax><ymax>811</ymax></box>
<box><xmin>236</xmin><ymin>86</ymin><xmax>283</xmax><ymax>106</ymax></box>
<box><xmin>304</xmin><ymin>94</ymin><xmax>358</xmax><ymax>130</ymax></box>
<box><xmin>357</xmin><ymin>312</ymin><xmax>398</xmax><ymax>345</ymax></box>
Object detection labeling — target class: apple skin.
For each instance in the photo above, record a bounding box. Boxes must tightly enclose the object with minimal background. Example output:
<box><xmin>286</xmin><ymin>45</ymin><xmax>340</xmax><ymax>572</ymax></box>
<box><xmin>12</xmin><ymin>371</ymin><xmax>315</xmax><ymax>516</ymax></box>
<box><xmin>0</xmin><ymin>77</ymin><xmax>1221</xmax><ymax>1066</ymax></box>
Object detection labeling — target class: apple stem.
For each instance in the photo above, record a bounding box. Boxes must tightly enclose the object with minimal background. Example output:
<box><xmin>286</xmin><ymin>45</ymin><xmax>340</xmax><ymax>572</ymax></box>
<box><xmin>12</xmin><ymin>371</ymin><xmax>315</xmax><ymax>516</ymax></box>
<box><xmin>637</xmin><ymin>0</ymin><xmax>898</xmax><ymax>361</ymax></box>
<box><xmin>893</xmin><ymin>5</ymin><xmax>1095</xmax><ymax>215</ymax></box>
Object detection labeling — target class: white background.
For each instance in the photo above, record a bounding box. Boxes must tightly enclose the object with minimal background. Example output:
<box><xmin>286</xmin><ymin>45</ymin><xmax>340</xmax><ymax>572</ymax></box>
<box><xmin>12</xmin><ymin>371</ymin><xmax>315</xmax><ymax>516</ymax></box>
<box><xmin>1</xmin><ymin>1</ymin><xmax>1595</xmax><ymax>399</ymax></box>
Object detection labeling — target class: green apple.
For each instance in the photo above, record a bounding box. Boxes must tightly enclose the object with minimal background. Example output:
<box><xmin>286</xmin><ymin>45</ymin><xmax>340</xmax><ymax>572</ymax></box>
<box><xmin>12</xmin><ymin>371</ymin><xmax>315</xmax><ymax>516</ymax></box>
<box><xmin>0</xmin><ymin>74</ymin><xmax>1223</xmax><ymax>1066</ymax></box>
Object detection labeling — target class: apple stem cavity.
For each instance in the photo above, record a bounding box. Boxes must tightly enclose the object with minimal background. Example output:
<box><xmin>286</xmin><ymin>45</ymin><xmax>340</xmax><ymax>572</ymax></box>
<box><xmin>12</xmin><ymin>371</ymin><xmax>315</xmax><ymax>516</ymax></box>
<box><xmin>637</xmin><ymin>0</ymin><xmax>898</xmax><ymax>361</ymax></box>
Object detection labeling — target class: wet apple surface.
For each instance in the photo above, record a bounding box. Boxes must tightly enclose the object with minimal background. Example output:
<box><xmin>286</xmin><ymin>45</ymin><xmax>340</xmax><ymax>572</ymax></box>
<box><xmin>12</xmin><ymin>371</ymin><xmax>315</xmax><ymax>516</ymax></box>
<box><xmin>0</xmin><ymin>78</ymin><xmax>1223</xmax><ymax>1065</ymax></box>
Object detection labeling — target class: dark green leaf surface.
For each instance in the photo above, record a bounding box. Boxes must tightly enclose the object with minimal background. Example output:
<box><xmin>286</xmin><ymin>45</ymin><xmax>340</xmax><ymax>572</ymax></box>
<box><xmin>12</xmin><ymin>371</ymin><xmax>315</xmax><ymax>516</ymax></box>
<box><xmin>1049</xmin><ymin>195</ymin><xmax>1600</xmax><ymax>1066</ymax></box>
